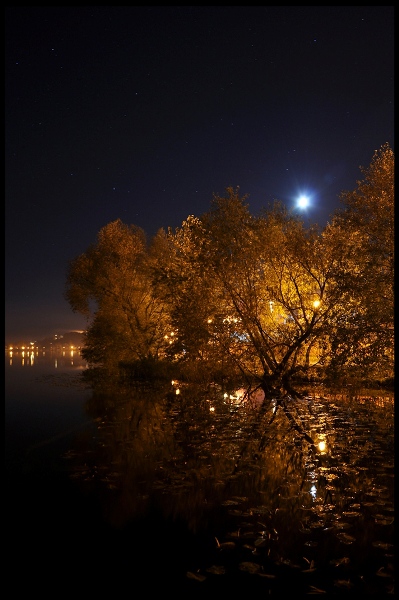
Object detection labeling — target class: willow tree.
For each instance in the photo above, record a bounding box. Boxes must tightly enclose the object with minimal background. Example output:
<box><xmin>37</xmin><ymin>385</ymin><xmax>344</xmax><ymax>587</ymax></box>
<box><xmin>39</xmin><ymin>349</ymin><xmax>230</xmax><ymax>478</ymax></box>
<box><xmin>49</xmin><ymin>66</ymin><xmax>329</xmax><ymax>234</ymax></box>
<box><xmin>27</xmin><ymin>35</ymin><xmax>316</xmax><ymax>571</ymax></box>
<box><xmin>321</xmin><ymin>143</ymin><xmax>394</xmax><ymax>386</ymax></box>
<box><xmin>65</xmin><ymin>219</ymin><xmax>173</xmax><ymax>372</ymax></box>
<box><xmin>153</xmin><ymin>188</ymin><xmax>341</xmax><ymax>397</ymax></box>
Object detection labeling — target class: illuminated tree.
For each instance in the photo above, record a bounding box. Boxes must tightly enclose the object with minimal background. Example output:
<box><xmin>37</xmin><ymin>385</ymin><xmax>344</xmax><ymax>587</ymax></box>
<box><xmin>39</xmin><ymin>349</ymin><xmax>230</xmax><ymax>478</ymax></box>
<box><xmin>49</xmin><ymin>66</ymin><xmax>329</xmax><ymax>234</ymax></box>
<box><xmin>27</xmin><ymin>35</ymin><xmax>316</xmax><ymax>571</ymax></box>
<box><xmin>153</xmin><ymin>188</ymin><xmax>339</xmax><ymax>396</ymax></box>
<box><xmin>321</xmin><ymin>143</ymin><xmax>394</xmax><ymax>385</ymax></box>
<box><xmin>65</xmin><ymin>219</ymin><xmax>172</xmax><ymax>370</ymax></box>
<box><xmin>150</xmin><ymin>215</ymin><xmax>230</xmax><ymax>380</ymax></box>
<box><xmin>66</xmin><ymin>145</ymin><xmax>394</xmax><ymax>392</ymax></box>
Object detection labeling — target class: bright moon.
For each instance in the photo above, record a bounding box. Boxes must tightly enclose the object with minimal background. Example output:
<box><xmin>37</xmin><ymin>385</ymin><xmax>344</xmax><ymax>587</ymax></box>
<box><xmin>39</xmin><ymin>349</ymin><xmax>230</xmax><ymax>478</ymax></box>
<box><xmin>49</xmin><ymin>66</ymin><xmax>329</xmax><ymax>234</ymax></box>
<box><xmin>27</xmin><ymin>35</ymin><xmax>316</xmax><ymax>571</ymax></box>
<box><xmin>297</xmin><ymin>195</ymin><xmax>310</xmax><ymax>209</ymax></box>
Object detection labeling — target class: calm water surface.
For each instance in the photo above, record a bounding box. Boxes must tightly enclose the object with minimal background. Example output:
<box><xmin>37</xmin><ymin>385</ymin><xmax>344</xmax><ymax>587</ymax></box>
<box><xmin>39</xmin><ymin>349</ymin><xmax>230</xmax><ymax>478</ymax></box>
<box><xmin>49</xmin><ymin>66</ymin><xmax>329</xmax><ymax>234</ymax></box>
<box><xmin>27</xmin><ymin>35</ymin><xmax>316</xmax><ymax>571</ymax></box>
<box><xmin>5</xmin><ymin>351</ymin><xmax>394</xmax><ymax>596</ymax></box>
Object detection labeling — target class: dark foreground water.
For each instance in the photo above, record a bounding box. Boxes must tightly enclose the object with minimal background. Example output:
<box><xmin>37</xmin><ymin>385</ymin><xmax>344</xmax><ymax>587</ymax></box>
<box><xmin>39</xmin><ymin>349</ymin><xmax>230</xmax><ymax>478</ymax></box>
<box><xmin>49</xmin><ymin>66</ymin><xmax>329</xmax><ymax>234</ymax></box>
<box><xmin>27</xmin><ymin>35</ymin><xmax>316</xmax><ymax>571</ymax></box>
<box><xmin>5</xmin><ymin>350</ymin><xmax>394</xmax><ymax>596</ymax></box>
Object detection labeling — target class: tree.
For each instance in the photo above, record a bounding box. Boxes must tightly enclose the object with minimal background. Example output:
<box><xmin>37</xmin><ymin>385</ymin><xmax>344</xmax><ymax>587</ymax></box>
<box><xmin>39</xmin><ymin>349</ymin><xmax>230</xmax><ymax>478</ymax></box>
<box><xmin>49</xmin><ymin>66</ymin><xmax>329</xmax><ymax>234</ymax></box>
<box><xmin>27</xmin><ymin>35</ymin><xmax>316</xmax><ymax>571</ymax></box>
<box><xmin>66</xmin><ymin>145</ymin><xmax>394</xmax><ymax>393</ymax></box>
<box><xmin>153</xmin><ymin>188</ymin><xmax>341</xmax><ymax>396</ymax></box>
<box><xmin>65</xmin><ymin>219</ymin><xmax>173</xmax><ymax>371</ymax></box>
<box><xmin>321</xmin><ymin>143</ymin><xmax>394</xmax><ymax>385</ymax></box>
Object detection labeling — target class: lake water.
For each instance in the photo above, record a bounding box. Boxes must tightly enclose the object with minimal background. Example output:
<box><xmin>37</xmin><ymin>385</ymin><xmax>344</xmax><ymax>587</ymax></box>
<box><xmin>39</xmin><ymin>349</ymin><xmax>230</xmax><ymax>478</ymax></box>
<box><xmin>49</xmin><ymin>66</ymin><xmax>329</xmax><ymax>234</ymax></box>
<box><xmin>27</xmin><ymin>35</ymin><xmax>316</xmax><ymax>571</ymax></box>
<box><xmin>5</xmin><ymin>350</ymin><xmax>394</xmax><ymax>595</ymax></box>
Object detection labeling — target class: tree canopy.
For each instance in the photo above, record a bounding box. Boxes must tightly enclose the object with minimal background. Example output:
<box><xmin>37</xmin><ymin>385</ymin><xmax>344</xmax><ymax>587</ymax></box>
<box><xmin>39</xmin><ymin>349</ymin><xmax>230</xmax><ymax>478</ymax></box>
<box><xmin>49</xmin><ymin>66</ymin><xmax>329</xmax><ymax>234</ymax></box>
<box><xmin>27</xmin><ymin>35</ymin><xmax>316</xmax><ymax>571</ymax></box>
<box><xmin>65</xmin><ymin>143</ymin><xmax>394</xmax><ymax>394</ymax></box>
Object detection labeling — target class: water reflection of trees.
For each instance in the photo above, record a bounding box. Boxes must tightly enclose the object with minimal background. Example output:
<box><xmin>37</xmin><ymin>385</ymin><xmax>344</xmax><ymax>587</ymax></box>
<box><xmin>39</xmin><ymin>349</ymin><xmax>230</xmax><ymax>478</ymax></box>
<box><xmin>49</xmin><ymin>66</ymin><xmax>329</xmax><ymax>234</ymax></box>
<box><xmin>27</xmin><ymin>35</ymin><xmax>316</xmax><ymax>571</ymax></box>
<box><xmin>64</xmin><ymin>382</ymin><xmax>394</xmax><ymax>592</ymax></box>
<box><xmin>69</xmin><ymin>383</ymin><xmax>394</xmax><ymax>544</ymax></box>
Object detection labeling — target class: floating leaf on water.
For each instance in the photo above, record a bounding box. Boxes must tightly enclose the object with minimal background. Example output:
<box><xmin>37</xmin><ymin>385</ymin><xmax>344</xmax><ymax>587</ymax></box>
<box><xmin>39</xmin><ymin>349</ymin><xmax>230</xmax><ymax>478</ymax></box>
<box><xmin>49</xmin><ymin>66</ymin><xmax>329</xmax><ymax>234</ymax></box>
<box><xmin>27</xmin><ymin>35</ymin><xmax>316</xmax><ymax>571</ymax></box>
<box><xmin>376</xmin><ymin>567</ymin><xmax>393</xmax><ymax>578</ymax></box>
<box><xmin>219</xmin><ymin>541</ymin><xmax>236</xmax><ymax>551</ymax></box>
<box><xmin>365</xmin><ymin>487</ymin><xmax>388</xmax><ymax>496</ymax></box>
<box><xmin>241</xmin><ymin>531</ymin><xmax>256</xmax><ymax>539</ymax></box>
<box><xmin>374</xmin><ymin>515</ymin><xmax>394</xmax><ymax>526</ymax></box>
<box><xmin>254</xmin><ymin>537</ymin><xmax>268</xmax><ymax>548</ymax></box>
<box><xmin>252</xmin><ymin>505</ymin><xmax>272</xmax><ymax>515</ymax></box>
<box><xmin>232</xmin><ymin>496</ymin><xmax>249</xmax><ymax>502</ymax></box>
<box><xmin>227</xmin><ymin>509</ymin><xmax>244</xmax><ymax>516</ymax></box>
<box><xmin>383</xmin><ymin>506</ymin><xmax>395</xmax><ymax>513</ymax></box>
<box><xmin>186</xmin><ymin>571</ymin><xmax>207</xmax><ymax>582</ymax></box>
<box><xmin>385</xmin><ymin>584</ymin><xmax>395</xmax><ymax>595</ymax></box>
<box><xmin>307</xmin><ymin>585</ymin><xmax>327</xmax><ymax>593</ymax></box>
<box><xmin>381</xmin><ymin>462</ymin><xmax>394</xmax><ymax>469</ymax></box>
<box><xmin>206</xmin><ymin>565</ymin><xmax>226</xmax><ymax>575</ymax></box>
<box><xmin>372</xmin><ymin>541</ymin><xmax>394</xmax><ymax>551</ymax></box>
<box><xmin>243</xmin><ymin>543</ymin><xmax>254</xmax><ymax>551</ymax></box>
<box><xmin>336</xmin><ymin>533</ymin><xmax>356</xmax><ymax>544</ymax></box>
<box><xmin>279</xmin><ymin>559</ymin><xmax>301</xmax><ymax>569</ymax></box>
<box><xmin>333</xmin><ymin>521</ymin><xmax>352</xmax><ymax>530</ymax></box>
<box><xmin>329</xmin><ymin>557</ymin><xmax>350</xmax><ymax>567</ymax></box>
<box><xmin>342</xmin><ymin>511</ymin><xmax>361</xmax><ymax>518</ymax></box>
<box><xmin>334</xmin><ymin>579</ymin><xmax>354</xmax><ymax>589</ymax></box>
<box><xmin>241</xmin><ymin>510</ymin><xmax>256</xmax><ymax>517</ymax></box>
<box><xmin>239</xmin><ymin>561</ymin><xmax>261</xmax><ymax>574</ymax></box>
<box><xmin>227</xmin><ymin>530</ymin><xmax>241</xmax><ymax>538</ymax></box>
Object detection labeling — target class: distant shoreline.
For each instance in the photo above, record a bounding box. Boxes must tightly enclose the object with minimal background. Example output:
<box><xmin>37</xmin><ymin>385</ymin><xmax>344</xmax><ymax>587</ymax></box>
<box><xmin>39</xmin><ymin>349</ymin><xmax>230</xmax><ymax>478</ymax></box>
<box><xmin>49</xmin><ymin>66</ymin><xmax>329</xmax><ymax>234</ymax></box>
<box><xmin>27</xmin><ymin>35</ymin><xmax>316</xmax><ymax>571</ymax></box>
<box><xmin>5</xmin><ymin>330</ymin><xmax>85</xmax><ymax>350</ymax></box>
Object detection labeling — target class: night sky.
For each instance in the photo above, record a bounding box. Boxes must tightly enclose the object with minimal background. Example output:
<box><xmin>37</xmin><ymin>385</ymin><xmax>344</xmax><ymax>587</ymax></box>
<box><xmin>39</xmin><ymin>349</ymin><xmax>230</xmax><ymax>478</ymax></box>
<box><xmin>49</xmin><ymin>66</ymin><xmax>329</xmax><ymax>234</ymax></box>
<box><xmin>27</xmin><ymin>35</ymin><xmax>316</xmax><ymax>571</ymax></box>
<box><xmin>5</xmin><ymin>6</ymin><xmax>394</xmax><ymax>344</ymax></box>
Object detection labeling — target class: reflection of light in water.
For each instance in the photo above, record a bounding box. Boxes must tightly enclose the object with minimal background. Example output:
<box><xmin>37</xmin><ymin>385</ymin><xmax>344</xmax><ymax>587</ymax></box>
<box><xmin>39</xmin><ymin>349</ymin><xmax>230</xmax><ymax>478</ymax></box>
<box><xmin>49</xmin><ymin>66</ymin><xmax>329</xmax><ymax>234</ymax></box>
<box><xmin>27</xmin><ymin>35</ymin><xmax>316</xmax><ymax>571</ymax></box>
<box><xmin>30</xmin><ymin>351</ymin><xmax>35</xmax><ymax>366</ymax></box>
<box><xmin>224</xmin><ymin>389</ymin><xmax>246</xmax><ymax>403</ymax></box>
<box><xmin>310</xmin><ymin>484</ymin><xmax>317</xmax><ymax>500</ymax></box>
<box><xmin>209</xmin><ymin>406</ymin><xmax>215</xmax><ymax>412</ymax></box>
<box><xmin>171</xmin><ymin>380</ymin><xmax>181</xmax><ymax>395</ymax></box>
<box><xmin>224</xmin><ymin>387</ymin><xmax>266</xmax><ymax>408</ymax></box>
<box><xmin>317</xmin><ymin>435</ymin><xmax>328</xmax><ymax>454</ymax></box>
<box><xmin>55</xmin><ymin>359</ymin><xmax>58</xmax><ymax>368</ymax></box>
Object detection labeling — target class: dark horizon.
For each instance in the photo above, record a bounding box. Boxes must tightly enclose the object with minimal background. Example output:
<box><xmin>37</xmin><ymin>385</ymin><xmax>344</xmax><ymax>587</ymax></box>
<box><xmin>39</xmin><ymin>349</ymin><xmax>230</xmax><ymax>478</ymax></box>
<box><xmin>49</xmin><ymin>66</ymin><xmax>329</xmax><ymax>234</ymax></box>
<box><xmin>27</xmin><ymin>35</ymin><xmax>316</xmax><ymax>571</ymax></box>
<box><xmin>5</xmin><ymin>328</ymin><xmax>86</xmax><ymax>348</ymax></box>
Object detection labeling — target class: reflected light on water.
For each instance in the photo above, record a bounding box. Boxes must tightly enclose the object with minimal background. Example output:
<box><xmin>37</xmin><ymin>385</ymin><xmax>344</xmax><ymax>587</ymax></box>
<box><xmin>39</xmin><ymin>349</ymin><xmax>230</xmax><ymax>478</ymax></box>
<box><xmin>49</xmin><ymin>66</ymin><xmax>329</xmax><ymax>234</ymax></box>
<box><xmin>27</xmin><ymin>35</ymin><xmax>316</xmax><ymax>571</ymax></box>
<box><xmin>317</xmin><ymin>435</ymin><xmax>328</xmax><ymax>455</ymax></box>
<box><xmin>6</xmin><ymin>347</ymin><xmax>87</xmax><ymax>369</ymax></box>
